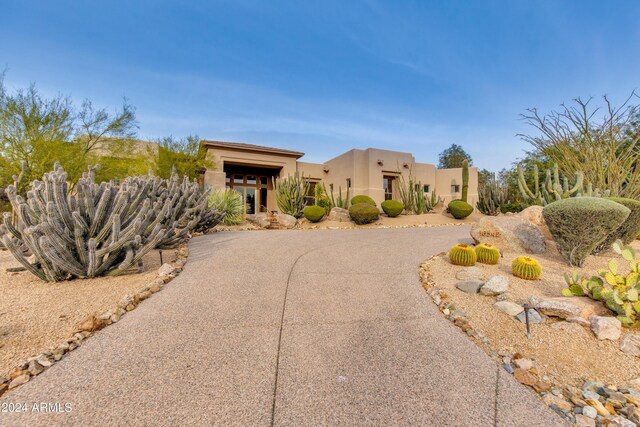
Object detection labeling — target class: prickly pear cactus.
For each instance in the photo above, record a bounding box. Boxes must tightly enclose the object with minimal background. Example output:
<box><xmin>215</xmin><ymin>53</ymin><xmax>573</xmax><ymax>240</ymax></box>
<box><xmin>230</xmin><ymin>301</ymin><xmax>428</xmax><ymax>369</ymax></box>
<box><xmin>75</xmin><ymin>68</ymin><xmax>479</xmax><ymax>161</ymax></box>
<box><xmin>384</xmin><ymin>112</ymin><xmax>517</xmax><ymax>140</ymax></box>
<box><xmin>561</xmin><ymin>240</ymin><xmax>640</xmax><ymax>327</ymax></box>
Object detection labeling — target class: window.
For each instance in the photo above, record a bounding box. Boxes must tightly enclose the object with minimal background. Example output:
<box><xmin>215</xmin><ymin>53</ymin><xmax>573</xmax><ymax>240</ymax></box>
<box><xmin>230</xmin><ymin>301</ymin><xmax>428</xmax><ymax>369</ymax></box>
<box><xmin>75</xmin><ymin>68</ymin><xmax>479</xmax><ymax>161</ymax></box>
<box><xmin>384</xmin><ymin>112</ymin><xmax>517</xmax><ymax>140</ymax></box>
<box><xmin>423</xmin><ymin>184</ymin><xmax>430</xmax><ymax>193</ymax></box>
<box><xmin>383</xmin><ymin>176</ymin><xmax>394</xmax><ymax>200</ymax></box>
<box><xmin>346</xmin><ymin>178</ymin><xmax>351</xmax><ymax>188</ymax></box>
<box><xmin>304</xmin><ymin>182</ymin><xmax>317</xmax><ymax>206</ymax></box>
<box><xmin>451</xmin><ymin>184</ymin><xmax>460</xmax><ymax>193</ymax></box>
<box><xmin>247</xmin><ymin>176</ymin><xmax>257</xmax><ymax>185</ymax></box>
<box><xmin>234</xmin><ymin>175</ymin><xmax>244</xmax><ymax>184</ymax></box>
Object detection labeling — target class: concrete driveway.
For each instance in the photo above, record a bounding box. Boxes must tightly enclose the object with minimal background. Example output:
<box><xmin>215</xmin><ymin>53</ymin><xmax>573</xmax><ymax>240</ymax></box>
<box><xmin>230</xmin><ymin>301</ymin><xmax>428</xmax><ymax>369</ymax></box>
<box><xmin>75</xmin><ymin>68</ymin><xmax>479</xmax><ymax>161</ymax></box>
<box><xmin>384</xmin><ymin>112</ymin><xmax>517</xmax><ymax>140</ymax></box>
<box><xmin>0</xmin><ymin>227</ymin><xmax>565</xmax><ymax>426</ymax></box>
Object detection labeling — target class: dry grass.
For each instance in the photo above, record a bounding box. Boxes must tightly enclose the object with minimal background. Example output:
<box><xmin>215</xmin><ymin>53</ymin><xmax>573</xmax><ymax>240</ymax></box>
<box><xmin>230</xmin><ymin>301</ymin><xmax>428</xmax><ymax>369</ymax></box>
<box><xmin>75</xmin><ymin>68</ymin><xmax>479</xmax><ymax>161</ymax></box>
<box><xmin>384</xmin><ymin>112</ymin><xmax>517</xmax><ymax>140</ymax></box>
<box><xmin>428</xmin><ymin>243</ymin><xmax>640</xmax><ymax>388</ymax></box>
<box><xmin>0</xmin><ymin>248</ymin><xmax>176</xmax><ymax>377</ymax></box>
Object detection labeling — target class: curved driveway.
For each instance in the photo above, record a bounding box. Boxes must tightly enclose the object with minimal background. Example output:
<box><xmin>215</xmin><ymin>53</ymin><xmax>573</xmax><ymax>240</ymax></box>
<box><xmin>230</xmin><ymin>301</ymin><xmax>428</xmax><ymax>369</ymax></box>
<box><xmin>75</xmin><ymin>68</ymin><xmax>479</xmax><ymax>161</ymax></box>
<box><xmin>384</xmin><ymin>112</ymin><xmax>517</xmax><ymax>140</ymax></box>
<box><xmin>0</xmin><ymin>227</ymin><xmax>564</xmax><ymax>426</ymax></box>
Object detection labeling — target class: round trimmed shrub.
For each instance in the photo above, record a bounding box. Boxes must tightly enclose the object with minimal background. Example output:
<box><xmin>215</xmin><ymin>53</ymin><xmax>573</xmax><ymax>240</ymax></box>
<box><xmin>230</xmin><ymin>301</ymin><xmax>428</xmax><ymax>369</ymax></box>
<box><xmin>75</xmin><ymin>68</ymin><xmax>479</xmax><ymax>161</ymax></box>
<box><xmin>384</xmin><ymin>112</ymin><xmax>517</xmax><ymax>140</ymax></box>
<box><xmin>593</xmin><ymin>197</ymin><xmax>640</xmax><ymax>254</ymax></box>
<box><xmin>381</xmin><ymin>200</ymin><xmax>404</xmax><ymax>217</ymax></box>
<box><xmin>475</xmin><ymin>243</ymin><xmax>500</xmax><ymax>265</ymax></box>
<box><xmin>511</xmin><ymin>256</ymin><xmax>542</xmax><ymax>280</ymax></box>
<box><xmin>543</xmin><ymin>197</ymin><xmax>630</xmax><ymax>266</ymax></box>
<box><xmin>499</xmin><ymin>203</ymin><xmax>525</xmax><ymax>214</ymax></box>
<box><xmin>448</xmin><ymin>244</ymin><xmax>476</xmax><ymax>266</ymax></box>
<box><xmin>349</xmin><ymin>202</ymin><xmax>380</xmax><ymax>224</ymax></box>
<box><xmin>448</xmin><ymin>199</ymin><xmax>474</xmax><ymax>219</ymax></box>
<box><xmin>350</xmin><ymin>195</ymin><xmax>376</xmax><ymax>207</ymax></box>
<box><xmin>303</xmin><ymin>205</ymin><xmax>326</xmax><ymax>223</ymax></box>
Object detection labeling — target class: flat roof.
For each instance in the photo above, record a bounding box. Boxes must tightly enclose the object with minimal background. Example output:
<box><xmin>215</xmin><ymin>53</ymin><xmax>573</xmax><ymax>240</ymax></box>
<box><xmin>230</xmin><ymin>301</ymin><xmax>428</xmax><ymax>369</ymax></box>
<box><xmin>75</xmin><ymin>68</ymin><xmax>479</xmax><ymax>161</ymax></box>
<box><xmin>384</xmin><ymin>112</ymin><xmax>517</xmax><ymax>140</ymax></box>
<box><xmin>202</xmin><ymin>140</ymin><xmax>305</xmax><ymax>158</ymax></box>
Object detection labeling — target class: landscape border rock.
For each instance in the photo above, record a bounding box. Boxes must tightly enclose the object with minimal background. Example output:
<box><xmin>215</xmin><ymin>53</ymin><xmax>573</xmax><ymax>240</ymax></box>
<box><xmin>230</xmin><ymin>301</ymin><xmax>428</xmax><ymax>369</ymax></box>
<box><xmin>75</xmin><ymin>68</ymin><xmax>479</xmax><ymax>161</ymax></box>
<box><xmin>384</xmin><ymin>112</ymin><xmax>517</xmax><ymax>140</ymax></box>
<box><xmin>0</xmin><ymin>243</ymin><xmax>190</xmax><ymax>398</ymax></box>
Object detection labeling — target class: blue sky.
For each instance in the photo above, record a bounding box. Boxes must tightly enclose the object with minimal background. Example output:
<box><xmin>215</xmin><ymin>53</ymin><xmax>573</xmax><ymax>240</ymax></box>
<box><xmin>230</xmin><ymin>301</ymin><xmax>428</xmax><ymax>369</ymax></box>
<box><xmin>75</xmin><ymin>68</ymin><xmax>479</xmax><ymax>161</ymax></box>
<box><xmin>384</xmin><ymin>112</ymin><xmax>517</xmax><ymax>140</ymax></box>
<box><xmin>2</xmin><ymin>1</ymin><xmax>640</xmax><ymax>171</ymax></box>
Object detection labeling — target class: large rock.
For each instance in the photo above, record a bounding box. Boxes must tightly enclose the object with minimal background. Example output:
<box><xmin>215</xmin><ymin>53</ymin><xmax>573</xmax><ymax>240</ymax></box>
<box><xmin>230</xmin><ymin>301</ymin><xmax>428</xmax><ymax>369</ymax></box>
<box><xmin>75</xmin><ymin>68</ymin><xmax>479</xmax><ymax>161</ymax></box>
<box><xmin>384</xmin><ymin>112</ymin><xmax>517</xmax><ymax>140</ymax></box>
<box><xmin>590</xmin><ymin>316</ymin><xmax>621</xmax><ymax>340</ymax></box>
<box><xmin>480</xmin><ymin>275</ymin><xmax>509</xmax><ymax>296</ymax></box>
<box><xmin>536</xmin><ymin>299</ymin><xmax>581</xmax><ymax>319</ymax></box>
<box><xmin>455</xmin><ymin>280</ymin><xmax>484</xmax><ymax>294</ymax></box>
<box><xmin>494</xmin><ymin>301</ymin><xmax>524</xmax><ymax>316</ymax></box>
<box><xmin>470</xmin><ymin>216</ymin><xmax>546</xmax><ymax>254</ymax></box>
<box><xmin>620</xmin><ymin>335</ymin><xmax>640</xmax><ymax>357</ymax></box>
<box><xmin>328</xmin><ymin>207</ymin><xmax>351</xmax><ymax>222</ymax></box>
<box><xmin>275</xmin><ymin>213</ymin><xmax>298</xmax><ymax>229</ymax></box>
<box><xmin>246</xmin><ymin>213</ymin><xmax>271</xmax><ymax>228</ymax></box>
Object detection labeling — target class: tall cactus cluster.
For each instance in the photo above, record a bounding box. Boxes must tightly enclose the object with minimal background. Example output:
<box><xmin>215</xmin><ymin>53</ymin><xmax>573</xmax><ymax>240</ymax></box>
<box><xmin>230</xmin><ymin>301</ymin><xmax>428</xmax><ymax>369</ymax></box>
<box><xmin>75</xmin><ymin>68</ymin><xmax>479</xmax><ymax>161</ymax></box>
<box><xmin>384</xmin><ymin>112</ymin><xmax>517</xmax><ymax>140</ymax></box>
<box><xmin>0</xmin><ymin>164</ymin><xmax>223</xmax><ymax>282</ymax></box>
<box><xmin>461</xmin><ymin>159</ymin><xmax>469</xmax><ymax>203</ymax></box>
<box><xmin>272</xmin><ymin>173</ymin><xmax>310</xmax><ymax>218</ymax></box>
<box><xmin>518</xmin><ymin>163</ymin><xmax>609</xmax><ymax>206</ymax></box>
<box><xmin>476</xmin><ymin>173</ymin><xmax>508</xmax><ymax>216</ymax></box>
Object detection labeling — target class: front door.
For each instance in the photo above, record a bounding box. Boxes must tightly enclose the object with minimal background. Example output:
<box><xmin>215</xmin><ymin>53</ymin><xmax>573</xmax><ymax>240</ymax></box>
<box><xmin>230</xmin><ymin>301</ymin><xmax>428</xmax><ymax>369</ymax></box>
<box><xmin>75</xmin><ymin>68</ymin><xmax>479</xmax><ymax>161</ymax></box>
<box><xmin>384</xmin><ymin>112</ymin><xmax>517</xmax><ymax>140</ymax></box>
<box><xmin>226</xmin><ymin>173</ymin><xmax>269</xmax><ymax>214</ymax></box>
<box><xmin>383</xmin><ymin>176</ymin><xmax>395</xmax><ymax>200</ymax></box>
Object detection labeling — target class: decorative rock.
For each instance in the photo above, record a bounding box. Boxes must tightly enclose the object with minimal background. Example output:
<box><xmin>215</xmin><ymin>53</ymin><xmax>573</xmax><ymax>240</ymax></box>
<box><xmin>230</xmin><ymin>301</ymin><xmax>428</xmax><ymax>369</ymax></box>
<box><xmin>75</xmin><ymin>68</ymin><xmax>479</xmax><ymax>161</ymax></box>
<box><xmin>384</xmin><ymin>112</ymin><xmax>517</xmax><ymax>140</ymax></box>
<box><xmin>536</xmin><ymin>299</ymin><xmax>581</xmax><ymax>319</ymax></box>
<box><xmin>494</xmin><ymin>301</ymin><xmax>524</xmax><ymax>316</ymax></box>
<box><xmin>582</xmin><ymin>405</ymin><xmax>597</xmax><ymax>419</ymax></box>
<box><xmin>590</xmin><ymin>316</ymin><xmax>622</xmax><ymax>340</ymax></box>
<box><xmin>8</xmin><ymin>374</ymin><xmax>29</xmax><ymax>389</ymax></box>
<box><xmin>246</xmin><ymin>213</ymin><xmax>270</xmax><ymax>228</ymax></box>
<box><xmin>574</xmin><ymin>414</ymin><xmax>596</xmax><ymax>427</ymax></box>
<box><xmin>503</xmin><ymin>363</ymin><xmax>514</xmax><ymax>374</ymax></box>
<box><xmin>516</xmin><ymin>308</ymin><xmax>544</xmax><ymax>324</ymax></box>
<box><xmin>620</xmin><ymin>335</ymin><xmax>640</xmax><ymax>357</ymax></box>
<box><xmin>585</xmin><ymin>399</ymin><xmax>610</xmax><ymax>416</ymax></box>
<box><xmin>605</xmin><ymin>416</ymin><xmax>636</xmax><ymax>427</ymax></box>
<box><xmin>513</xmin><ymin>358</ymin><xmax>534</xmax><ymax>370</ymax></box>
<box><xmin>455</xmin><ymin>267</ymin><xmax>481</xmax><ymax>281</ymax></box>
<box><xmin>157</xmin><ymin>263</ymin><xmax>175</xmax><ymax>277</ymax></box>
<box><xmin>275</xmin><ymin>213</ymin><xmax>297</xmax><ymax>229</ymax></box>
<box><xmin>480</xmin><ymin>275</ymin><xmax>509</xmax><ymax>296</ymax></box>
<box><xmin>582</xmin><ymin>390</ymin><xmax>601</xmax><ymax>401</ymax></box>
<box><xmin>470</xmin><ymin>216</ymin><xmax>547</xmax><ymax>254</ymax></box>
<box><xmin>37</xmin><ymin>358</ymin><xmax>52</xmax><ymax>368</ymax></box>
<box><xmin>77</xmin><ymin>315</ymin><xmax>104</xmax><ymax>333</ymax></box>
<box><xmin>455</xmin><ymin>280</ymin><xmax>484</xmax><ymax>294</ymax></box>
<box><xmin>496</xmin><ymin>292</ymin><xmax>512</xmax><ymax>302</ymax></box>
<box><xmin>150</xmin><ymin>285</ymin><xmax>161</xmax><ymax>293</ymax></box>
<box><xmin>27</xmin><ymin>360</ymin><xmax>44</xmax><ymax>376</ymax></box>
<box><xmin>328</xmin><ymin>207</ymin><xmax>350</xmax><ymax>222</ymax></box>
<box><xmin>514</xmin><ymin>368</ymin><xmax>538</xmax><ymax>386</ymax></box>
<box><xmin>542</xmin><ymin>394</ymin><xmax>573</xmax><ymax>411</ymax></box>
<box><xmin>567</xmin><ymin>316</ymin><xmax>591</xmax><ymax>327</ymax></box>
<box><xmin>110</xmin><ymin>314</ymin><xmax>121</xmax><ymax>323</ymax></box>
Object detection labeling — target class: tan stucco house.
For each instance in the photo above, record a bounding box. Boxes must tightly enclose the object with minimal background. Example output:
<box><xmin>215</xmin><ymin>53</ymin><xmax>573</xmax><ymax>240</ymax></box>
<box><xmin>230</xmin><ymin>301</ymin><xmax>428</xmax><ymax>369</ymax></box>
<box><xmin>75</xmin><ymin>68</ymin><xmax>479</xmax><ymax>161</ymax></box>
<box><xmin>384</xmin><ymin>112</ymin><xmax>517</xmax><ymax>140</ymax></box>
<box><xmin>201</xmin><ymin>140</ymin><xmax>478</xmax><ymax>214</ymax></box>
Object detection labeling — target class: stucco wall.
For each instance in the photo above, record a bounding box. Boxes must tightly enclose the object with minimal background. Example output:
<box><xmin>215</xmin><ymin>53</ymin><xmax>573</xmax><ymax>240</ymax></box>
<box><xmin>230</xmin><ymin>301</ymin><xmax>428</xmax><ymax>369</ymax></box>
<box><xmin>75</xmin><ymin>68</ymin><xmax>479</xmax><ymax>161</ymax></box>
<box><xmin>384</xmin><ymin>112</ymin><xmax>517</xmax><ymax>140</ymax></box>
<box><xmin>434</xmin><ymin>167</ymin><xmax>479</xmax><ymax>206</ymax></box>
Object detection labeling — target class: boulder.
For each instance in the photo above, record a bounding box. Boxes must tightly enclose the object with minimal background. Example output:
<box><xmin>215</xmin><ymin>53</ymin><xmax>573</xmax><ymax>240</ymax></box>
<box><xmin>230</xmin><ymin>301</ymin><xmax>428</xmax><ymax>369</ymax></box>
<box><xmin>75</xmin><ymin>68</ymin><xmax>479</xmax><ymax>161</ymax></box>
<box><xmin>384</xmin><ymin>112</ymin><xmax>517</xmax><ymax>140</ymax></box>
<box><xmin>536</xmin><ymin>299</ymin><xmax>581</xmax><ymax>319</ymax></box>
<box><xmin>494</xmin><ymin>301</ymin><xmax>524</xmax><ymax>316</ymax></box>
<box><xmin>275</xmin><ymin>214</ymin><xmax>297</xmax><ymax>229</ymax></box>
<box><xmin>590</xmin><ymin>316</ymin><xmax>621</xmax><ymax>340</ymax></box>
<box><xmin>455</xmin><ymin>280</ymin><xmax>484</xmax><ymax>294</ymax></box>
<box><xmin>470</xmin><ymin>216</ymin><xmax>546</xmax><ymax>254</ymax></box>
<box><xmin>246</xmin><ymin>213</ymin><xmax>271</xmax><ymax>228</ymax></box>
<box><xmin>480</xmin><ymin>275</ymin><xmax>509</xmax><ymax>296</ymax></box>
<box><xmin>328</xmin><ymin>207</ymin><xmax>351</xmax><ymax>222</ymax></box>
<box><xmin>620</xmin><ymin>335</ymin><xmax>640</xmax><ymax>357</ymax></box>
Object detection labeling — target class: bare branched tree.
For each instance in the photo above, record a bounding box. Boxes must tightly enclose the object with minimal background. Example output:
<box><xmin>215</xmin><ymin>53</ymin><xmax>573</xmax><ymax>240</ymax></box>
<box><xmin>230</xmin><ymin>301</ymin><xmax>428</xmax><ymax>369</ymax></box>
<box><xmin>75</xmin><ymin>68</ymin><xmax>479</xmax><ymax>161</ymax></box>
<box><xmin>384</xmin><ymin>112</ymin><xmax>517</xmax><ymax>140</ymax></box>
<box><xmin>519</xmin><ymin>91</ymin><xmax>640</xmax><ymax>199</ymax></box>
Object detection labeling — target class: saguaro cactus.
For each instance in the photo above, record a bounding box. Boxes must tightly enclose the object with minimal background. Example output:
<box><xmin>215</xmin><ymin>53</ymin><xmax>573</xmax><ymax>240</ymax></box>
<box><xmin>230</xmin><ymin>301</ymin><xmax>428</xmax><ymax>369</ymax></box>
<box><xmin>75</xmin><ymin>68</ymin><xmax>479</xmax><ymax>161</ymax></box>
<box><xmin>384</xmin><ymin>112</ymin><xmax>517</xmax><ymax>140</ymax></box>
<box><xmin>461</xmin><ymin>159</ymin><xmax>469</xmax><ymax>203</ymax></box>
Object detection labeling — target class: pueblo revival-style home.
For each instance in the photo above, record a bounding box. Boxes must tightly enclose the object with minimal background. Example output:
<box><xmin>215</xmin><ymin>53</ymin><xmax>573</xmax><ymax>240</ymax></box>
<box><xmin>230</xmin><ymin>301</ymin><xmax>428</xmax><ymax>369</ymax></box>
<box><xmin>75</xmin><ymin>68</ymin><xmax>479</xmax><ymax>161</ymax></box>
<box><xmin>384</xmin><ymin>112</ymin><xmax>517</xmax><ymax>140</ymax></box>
<box><xmin>201</xmin><ymin>140</ymin><xmax>478</xmax><ymax>215</ymax></box>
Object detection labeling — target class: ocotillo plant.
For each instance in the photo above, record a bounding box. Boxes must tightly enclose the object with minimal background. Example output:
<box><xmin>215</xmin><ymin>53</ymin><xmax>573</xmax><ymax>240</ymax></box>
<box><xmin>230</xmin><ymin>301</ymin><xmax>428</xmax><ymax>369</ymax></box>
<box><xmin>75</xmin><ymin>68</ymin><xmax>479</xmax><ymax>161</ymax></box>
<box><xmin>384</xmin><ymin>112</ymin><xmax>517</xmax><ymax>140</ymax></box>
<box><xmin>273</xmin><ymin>172</ymin><xmax>310</xmax><ymax>218</ymax></box>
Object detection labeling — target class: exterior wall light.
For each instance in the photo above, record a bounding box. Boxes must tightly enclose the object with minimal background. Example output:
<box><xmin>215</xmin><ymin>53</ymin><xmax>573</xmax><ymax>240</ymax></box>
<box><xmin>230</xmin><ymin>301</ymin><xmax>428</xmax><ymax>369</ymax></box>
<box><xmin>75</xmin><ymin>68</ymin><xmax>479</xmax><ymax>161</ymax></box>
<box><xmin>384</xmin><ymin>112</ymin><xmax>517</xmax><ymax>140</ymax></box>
<box><xmin>403</xmin><ymin>163</ymin><xmax>409</xmax><ymax>169</ymax></box>
<box><xmin>323</xmin><ymin>167</ymin><xmax>329</xmax><ymax>173</ymax></box>
<box><xmin>377</xmin><ymin>160</ymin><xmax>384</xmax><ymax>166</ymax></box>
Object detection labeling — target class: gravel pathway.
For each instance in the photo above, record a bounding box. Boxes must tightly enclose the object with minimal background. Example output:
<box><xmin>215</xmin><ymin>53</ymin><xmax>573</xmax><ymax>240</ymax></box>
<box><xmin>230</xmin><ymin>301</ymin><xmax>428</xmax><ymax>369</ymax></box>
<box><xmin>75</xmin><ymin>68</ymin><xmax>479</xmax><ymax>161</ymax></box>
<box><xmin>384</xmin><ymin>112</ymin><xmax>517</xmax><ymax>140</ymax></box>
<box><xmin>0</xmin><ymin>227</ymin><xmax>566</xmax><ymax>426</ymax></box>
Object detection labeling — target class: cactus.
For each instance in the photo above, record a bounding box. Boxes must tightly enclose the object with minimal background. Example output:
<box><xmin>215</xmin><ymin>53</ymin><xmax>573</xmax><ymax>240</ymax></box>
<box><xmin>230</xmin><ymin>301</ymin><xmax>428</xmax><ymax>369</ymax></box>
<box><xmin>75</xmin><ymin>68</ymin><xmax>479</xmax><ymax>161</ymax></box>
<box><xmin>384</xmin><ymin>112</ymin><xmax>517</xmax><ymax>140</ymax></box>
<box><xmin>518</xmin><ymin>162</ymin><xmax>609</xmax><ymax>206</ymax></box>
<box><xmin>461</xmin><ymin>159</ymin><xmax>469</xmax><ymax>203</ymax></box>
<box><xmin>448</xmin><ymin>244</ymin><xmax>477</xmax><ymax>266</ymax></box>
<box><xmin>448</xmin><ymin>200</ymin><xmax>473</xmax><ymax>219</ymax></box>
<box><xmin>561</xmin><ymin>240</ymin><xmax>640</xmax><ymax>327</ymax></box>
<box><xmin>475</xmin><ymin>243</ymin><xmax>500</xmax><ymax>265</ymax></box>
<box><xmin>476</xmin><ymin>173</ymin><xmax>508</xmax><ymax>216</ymax></box>
<box><xmin>272</xmin><ymin>173</ymin><xmax>310</xmax><ymax>218</ymax></box>
<box><xmin>0</xmin><ymin>164</ymin><xmax>223</xmax><ymax>282</ymax></box>
<box><xmin>329</xmin><ymin>183</ymin><xmax>350</xmax><ymax>210</ymax></box>
<box><xmin>511</xmin><ymin>256</ymin><xmax>542</xmax><ymax>280</ymax></box>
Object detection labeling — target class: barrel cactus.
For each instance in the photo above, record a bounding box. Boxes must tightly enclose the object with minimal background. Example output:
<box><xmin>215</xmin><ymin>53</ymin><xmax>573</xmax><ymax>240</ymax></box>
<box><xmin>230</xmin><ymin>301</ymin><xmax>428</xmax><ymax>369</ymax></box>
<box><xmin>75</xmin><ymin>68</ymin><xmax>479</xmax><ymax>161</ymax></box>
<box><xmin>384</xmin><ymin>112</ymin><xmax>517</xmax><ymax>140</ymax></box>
<box><xmin>511</xmin><ymin>256</ymin><xmax>542</xmax><ymax>280</ymax></box>
<box><xmin>475</xmin><ymin>243</ymin><xmax>500</xmax><ymax>265</ymax></box>
<box><xmin>448</xmin><ymin>199</ymin><xmax>473</xmax><ymax>219</ymax></box>
<box><xmin>448</xmin><ymin>244</ymin><xmax>477</xmax><ymax>266</ymax></box>
<box><xmin>381</xmin><ymin>200</ymin><xmax>404</xmax><ymax>217</ymax></box>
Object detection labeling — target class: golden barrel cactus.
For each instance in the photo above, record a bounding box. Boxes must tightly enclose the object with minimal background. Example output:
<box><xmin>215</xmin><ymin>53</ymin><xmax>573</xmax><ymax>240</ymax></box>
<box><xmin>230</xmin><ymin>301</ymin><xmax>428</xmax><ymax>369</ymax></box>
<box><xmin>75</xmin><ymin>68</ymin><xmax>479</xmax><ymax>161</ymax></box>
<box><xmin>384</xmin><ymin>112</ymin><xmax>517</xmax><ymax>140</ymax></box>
<box><xmin>449</xmin><ymin>244</ymin><xmax>477</xmax><ymax>266</ymax></box>
<box><xmin>475</xmin><ymin>243</ymin><xmax>500</xmax><ymax>265</ymax></box>
<box><xmin>511</xmin><ymin>256</ymin><xmax>542</xmax><ymax>280</ymax></box>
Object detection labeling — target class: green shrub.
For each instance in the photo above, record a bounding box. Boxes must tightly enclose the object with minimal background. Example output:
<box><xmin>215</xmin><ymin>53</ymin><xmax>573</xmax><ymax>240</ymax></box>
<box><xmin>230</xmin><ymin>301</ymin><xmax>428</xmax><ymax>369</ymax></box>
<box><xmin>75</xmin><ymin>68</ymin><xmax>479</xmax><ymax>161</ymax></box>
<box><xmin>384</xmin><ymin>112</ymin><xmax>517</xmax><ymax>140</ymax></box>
<box><xmin>314</xmin><ymin>182</ymin><xmax>333</xmax><ymax>213</ymax></box>
<box><xmin>593</xmin><ymin>197</ymin><xmax>640</xmax><ymax>254</ymax></box>
<box><xmin>381</xmin><ymin>200</ymin><xmax>404</xmax><ymax>217</ymax></box>
<box><xmin>499</xmin><ymin>203</ymin><xmax>525</xmax><ymax>214</ymax></box>
<box><xmin>448</xmin><ymin>199</ymin><xmax>473</xmax><ymax>219</ymax></box>
<box><xmin>543</xmin><ymin>197</ymin><xmax>630</xmax><ymax>266</ymax></box>
<box><xmin>350</xmin><ymin>195</ymin><xmax>376</xmax><ymax>207</ymax></box>
<box><xmin>303</xmin><ymin>205</ymin><xmax>325</xmax><ymax>222</ymax></box>
<box><xmin>209</xmin><ymin>189</ymin><xmax>244</xmax><ymax>225</ymax></box>
<box><xmin>349</xmin><ymin>203</ymin><xmax>380</xmax><ymax>224</ymax></box>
